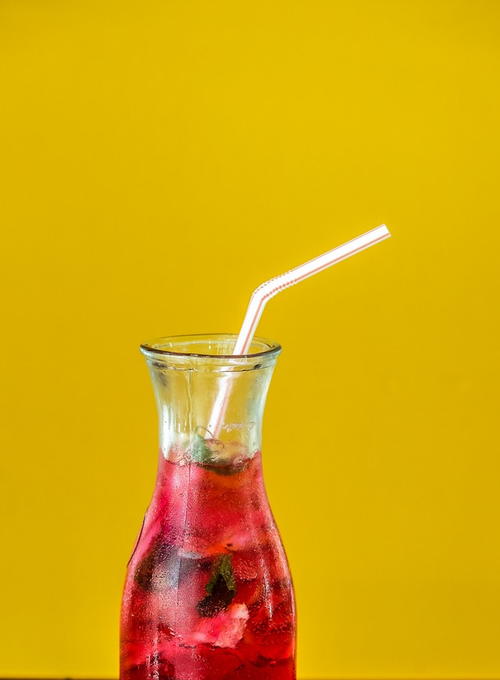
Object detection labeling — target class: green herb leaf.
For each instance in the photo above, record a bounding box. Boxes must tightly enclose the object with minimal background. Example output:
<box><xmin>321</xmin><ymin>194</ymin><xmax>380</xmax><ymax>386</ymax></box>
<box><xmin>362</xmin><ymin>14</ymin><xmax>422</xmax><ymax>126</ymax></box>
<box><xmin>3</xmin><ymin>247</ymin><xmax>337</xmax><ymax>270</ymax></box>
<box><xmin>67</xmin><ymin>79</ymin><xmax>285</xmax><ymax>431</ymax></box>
<box><xmin>197</xmin><ymin>553</ymin><xmax>236</xmax><ymax>617</ymax></box>
<box><xmin>190</xmin><ymin>433</ymin><xmax>214</xmax><ymax>463</ymax></box>
<box><xmin>206</xmin><ymin>554</ymin><xmax>235</xmax><ymax>594</ymax></box>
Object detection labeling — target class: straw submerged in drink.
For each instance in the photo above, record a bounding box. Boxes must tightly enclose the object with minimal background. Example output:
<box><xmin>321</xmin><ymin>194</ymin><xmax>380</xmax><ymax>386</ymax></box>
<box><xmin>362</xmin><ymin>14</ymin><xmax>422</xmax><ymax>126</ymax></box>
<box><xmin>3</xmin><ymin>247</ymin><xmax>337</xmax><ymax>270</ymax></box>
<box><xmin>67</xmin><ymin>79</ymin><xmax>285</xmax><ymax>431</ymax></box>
<box><xmin>207</xmin><ymin>224</ymin><xmax>391</xmax><ymax>436</ymax></box>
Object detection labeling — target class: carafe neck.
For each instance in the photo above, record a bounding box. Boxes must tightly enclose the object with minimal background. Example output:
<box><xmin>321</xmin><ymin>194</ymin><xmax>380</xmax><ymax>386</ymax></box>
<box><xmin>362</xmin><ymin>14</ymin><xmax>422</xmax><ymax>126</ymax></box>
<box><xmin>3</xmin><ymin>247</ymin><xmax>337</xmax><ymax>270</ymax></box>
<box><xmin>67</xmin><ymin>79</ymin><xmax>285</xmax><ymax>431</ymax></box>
<box><xmin>141</xmin><ymin>334</ymin><xmax>281</xmax><ymax>467</ymax></box>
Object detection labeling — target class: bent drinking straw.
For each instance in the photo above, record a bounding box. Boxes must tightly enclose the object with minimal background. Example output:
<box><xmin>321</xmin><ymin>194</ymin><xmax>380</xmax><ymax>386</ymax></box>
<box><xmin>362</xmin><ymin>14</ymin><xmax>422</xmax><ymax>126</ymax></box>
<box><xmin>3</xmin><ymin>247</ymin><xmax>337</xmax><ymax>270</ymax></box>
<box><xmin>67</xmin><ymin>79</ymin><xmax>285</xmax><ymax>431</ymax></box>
<box><xmin>207</xmin><ymin>224</ymin><xmax>391</xmax><ymax>437</ymax></box>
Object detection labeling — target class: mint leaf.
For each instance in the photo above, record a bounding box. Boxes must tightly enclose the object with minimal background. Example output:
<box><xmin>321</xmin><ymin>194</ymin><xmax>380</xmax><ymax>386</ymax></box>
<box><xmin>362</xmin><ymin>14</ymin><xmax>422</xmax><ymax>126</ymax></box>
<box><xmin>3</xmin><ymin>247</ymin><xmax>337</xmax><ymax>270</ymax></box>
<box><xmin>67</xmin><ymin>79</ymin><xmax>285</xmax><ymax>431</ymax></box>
<box><xmin>197</xmin><ymin>554</ymin><xmax>236</xmax><ymax>617</ymax></box>
<box><xmin>190</xmin><ymin>435</ymin><xmax>246</xmax><ymax>475</ymax></box>
<box><xmin>206</xmin><ymin>554</ymin><xmax>235</xmax><ymax>594</ymax></box>
<box><xmin>190</xmin><ymin>433</ymin><xmax>214</xmax><ymax>463</ymax></box>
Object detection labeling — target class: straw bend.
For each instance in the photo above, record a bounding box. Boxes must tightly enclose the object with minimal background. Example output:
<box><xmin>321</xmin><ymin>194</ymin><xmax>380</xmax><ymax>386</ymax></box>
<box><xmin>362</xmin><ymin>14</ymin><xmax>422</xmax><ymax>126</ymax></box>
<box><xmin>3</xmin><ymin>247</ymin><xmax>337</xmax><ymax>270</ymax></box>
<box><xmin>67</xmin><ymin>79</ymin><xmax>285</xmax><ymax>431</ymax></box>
<box><xmin>208</xmin><ymin>224</ymin><xmax>391</xmax><ymax>434</ymax></box>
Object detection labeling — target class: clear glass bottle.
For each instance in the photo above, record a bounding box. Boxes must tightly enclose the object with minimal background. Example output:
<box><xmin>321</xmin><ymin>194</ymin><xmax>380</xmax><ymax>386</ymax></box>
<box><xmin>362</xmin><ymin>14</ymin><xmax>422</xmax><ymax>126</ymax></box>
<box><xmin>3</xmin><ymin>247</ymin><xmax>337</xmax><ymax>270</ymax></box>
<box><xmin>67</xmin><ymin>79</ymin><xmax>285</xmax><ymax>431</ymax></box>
<box><xmin>120</xmin><ymin>334</ymin><xmax>295</xmax><ymax>680</ymax></box>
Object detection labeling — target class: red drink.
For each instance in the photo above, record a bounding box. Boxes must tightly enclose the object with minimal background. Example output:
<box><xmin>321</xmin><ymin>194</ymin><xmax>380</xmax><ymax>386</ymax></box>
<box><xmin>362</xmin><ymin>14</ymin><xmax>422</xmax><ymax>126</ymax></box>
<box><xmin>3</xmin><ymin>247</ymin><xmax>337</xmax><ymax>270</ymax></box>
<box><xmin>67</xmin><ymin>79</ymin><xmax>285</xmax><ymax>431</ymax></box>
<box><xmin>123</xmin><ymin>334</ymin><xmax>295</xmax><ymax>679</ymax></box>
<box><xmin>120</xmin><ymin>447</ymin><xmax>295</xmax><ymax>680</ymax></box>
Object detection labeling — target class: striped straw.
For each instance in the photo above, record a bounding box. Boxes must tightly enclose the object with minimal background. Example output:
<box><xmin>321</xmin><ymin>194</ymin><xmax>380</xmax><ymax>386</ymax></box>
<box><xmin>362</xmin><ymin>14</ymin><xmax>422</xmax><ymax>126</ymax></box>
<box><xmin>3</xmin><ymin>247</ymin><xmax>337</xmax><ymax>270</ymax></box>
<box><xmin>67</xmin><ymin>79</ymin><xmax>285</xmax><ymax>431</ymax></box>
<box><xmin>207</xmin><ymin>224</ymin><xmax>391</xmax><ymax>436</ymax></box>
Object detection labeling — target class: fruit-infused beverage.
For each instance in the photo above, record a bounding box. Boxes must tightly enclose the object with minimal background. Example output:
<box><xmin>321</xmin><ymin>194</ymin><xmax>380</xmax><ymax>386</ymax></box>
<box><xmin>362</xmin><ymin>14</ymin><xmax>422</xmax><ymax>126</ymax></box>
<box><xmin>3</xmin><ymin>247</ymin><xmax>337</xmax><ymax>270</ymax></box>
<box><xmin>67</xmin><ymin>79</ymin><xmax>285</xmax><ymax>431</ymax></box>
<box><xmin>120</xmin><ymin>334</ymin><xmax>295</xmax><ymax>680</ymax></box>
<box><xmin>121</xmin><ymin>443</ymin><xmax>295</xmax><ymax>680</ymax></box>
<box><xmin>121</xmin><ymin>230</ymin><xmax>390</xmax><ymax>679</ymax></box>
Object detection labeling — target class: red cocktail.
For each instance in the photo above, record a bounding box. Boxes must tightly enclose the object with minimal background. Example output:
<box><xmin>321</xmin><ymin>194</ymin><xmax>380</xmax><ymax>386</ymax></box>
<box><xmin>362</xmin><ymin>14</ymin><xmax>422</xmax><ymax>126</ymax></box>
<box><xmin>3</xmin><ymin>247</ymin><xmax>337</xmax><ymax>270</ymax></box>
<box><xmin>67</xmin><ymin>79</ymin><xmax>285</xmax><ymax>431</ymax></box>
<box><xmin>120</xmin><ymin>335</ymin><xmax>295</xmax><ymax>680</ymax></box>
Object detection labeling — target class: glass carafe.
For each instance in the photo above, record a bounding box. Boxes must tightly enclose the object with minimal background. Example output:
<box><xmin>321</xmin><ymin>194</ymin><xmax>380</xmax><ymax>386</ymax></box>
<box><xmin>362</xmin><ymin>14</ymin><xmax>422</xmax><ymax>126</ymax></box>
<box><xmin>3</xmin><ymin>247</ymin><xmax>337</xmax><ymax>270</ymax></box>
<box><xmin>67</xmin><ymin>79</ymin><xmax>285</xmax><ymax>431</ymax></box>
<box><xmin>120</xmin><ymin>334</ymin><xmax>295</xmax><ymax>680</ymax></box>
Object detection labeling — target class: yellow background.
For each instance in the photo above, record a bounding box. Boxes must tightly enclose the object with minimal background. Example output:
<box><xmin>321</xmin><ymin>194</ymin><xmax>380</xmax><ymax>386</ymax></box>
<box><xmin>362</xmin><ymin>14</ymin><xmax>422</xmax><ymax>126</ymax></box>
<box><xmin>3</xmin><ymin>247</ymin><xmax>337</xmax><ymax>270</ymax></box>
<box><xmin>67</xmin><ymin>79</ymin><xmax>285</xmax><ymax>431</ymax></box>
<box><xmin>1</xmin><ymin>0</ymin><xmax>499</xmax><ymax>678</ymax></box>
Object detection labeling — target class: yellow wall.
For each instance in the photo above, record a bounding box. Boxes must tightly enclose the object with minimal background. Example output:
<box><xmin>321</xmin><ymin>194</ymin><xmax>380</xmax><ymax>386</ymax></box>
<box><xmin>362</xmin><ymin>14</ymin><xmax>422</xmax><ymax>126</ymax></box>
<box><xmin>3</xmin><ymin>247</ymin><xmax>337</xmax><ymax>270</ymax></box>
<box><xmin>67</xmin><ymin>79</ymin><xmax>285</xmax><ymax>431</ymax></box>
<box><xmin>1</xmin><ymin>1</ymin><xmax>499</xmax><ymax>677</ymax></box>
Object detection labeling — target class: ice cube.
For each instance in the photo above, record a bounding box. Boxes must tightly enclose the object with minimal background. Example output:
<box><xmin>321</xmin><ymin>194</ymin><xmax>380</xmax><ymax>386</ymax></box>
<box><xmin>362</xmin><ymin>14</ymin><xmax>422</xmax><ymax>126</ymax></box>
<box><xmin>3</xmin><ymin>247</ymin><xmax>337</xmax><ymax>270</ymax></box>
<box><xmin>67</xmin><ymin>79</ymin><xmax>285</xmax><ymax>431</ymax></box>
<box><xmin>185</xmin><ymin>603</ymin><xmax>249</xmax><ymax>648</ymax></box>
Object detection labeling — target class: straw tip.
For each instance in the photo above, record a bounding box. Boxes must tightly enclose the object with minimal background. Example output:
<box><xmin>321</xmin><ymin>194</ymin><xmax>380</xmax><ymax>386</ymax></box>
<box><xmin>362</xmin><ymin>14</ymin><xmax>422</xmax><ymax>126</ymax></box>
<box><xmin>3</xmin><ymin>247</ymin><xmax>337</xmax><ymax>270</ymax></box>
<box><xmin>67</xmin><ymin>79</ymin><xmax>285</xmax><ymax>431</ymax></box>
<box><xmin>377</xmin><ymin>223</ymin><xmax>391</xmax><ymax>237</ymax></box>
